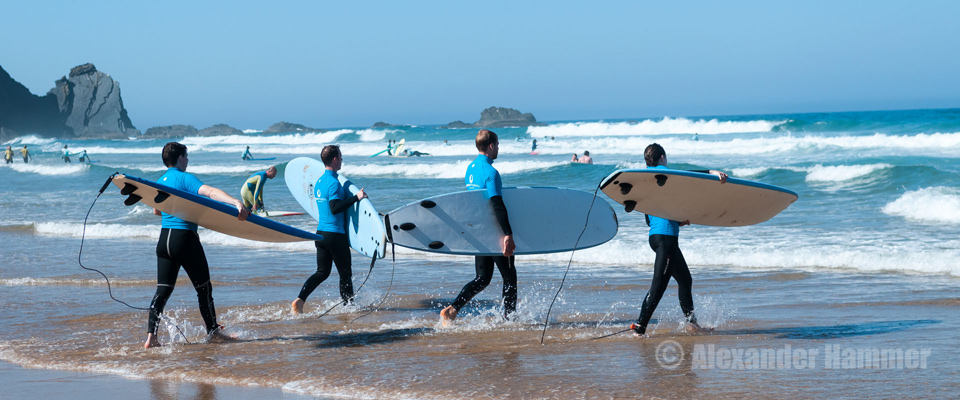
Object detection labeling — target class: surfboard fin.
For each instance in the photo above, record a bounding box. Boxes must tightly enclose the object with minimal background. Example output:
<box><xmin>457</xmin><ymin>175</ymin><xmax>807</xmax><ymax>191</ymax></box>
<box><xmin>399</xmin><ymin>222</ymin><xmax>416</xmax><ymax>231</ymax></box>
<box><xmin>655</xmin><ymin>174</ymin><xmax>668</xmax><ymax>186</ymax></box>
<box><xmin>618</xmin><ymin>182</ymin><xmax>632</xmax><ymax>195</ymax></box>
<box><xmin>428</xmin><ymin>241</ymin><xmax>444</xmax><ymax>249</ymax></box>
<box><xmin>124</xmin><ymin>194</ymin><xmax>142</xmax><ymax>206</ymax></box>
<box><xmin>154</xmin><ymin>191</ymin><xmax>170</xmax><ymax>203</ymax></box>
<box><xmin>420</xmin><ymin>200</ymin><xmax>437</xmax><ymax>208</ymax></box>
<box><xmin>624</xmin><ymin>200</ymin><xmax>637</xmax><ymax>213</ymax></box>
<box><xmin>120</xmin><ymin>183</ymin><xmax>137</xmax><ymax>196</ymax></box>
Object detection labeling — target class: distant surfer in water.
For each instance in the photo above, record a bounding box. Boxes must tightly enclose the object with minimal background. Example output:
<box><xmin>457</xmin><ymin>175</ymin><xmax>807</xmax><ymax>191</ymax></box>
<box><xmin>441</xmin><ymin>129</ymin><xmax>517</xmax><ymax>323</ymax></box>
<box><xmin>531</xmin><ymin>139</ymin><xmax>538</xmax><ymax>152</ymax></box>
<box><xmin>20</xmin><ymin>145</ymin><xmax>31</xmax><ymax>163</ymax></box>
<box><xmin>145</xmin><ymin>142</ymin><xmax>251</xmax><ymax>348</ymax></box>
<box><xmin>292</xmin><ymin>145</ymin><xmax>367</xmax><ymax>314</ymax></box>
<box><xmin>571</xmin><ymin>153</ymin><xmax>579</xmax><ymax>162</ymax></box>
<box><xmin>631</xmin><ymin>143</ymin><xmax>726</xmax><ymax>337</ymax></box>
<box><xmin>4</xmin><ymin>146</ymin><xmax>12</xmax><ymax>164</ymax></box>
<box><xmin>578</xmin><ymin>151</ymin><xmax>593</xmax><ymax>164</ymax></box>
<box><xmin>241</xmin><ymin>146</ymin><xmax>254</xmax><ymax>160</ymax></box>
<box><xmin>241</xmin><ymin>166</ymin><xmax>277</xmax><ymax>214</ymax></box>
<box><xmin>62</xmin><ymin>145</ymin><xmax>71</xmax><ymax>163</ymax></box>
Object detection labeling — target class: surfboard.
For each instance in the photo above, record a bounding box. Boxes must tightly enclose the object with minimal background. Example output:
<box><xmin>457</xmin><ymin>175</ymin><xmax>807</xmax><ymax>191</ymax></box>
<box><xmin>255</xmin><ymin>210</ymin><xmax>305</xmax><ymax>218</ymax></box>
<box><xmin>385</xmin><ymin>187</ymin><xmax>619</xmax><ymax>256</ymax></box>
<box><xmin>111</xmin><ymin>174</ymin><xmax>323</xmax><ymax>242</ymax></box>
<box><xmin>244</xmin><ymin>157</ymin><xmax>277</xmax><ymax>161</ymax></box>
<box><xmin>284</xmin><ymin>157</ymin><xmax>387</xmax><ymax>258</ymax></box>
<box><xmin>600</xmin><ymin>169</ymin><xmax>798</xmax><ymax>227</ymax></box>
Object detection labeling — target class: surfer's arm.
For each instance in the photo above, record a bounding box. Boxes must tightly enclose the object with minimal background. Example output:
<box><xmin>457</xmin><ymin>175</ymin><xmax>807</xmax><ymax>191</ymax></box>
<box><xmin>689</xmin><ymin>169</ymin><xmax>728</xmax><ymax>183</ymax></box>
<box><xmin>199</xmin><ymin>185</ymin><xmax>250</xmax><ymax>221</ymax></box>
<box><xmin>329</xmin><ymin>196</ymin><xmax>360</xmax><ymax>215</ymax></box>
<box><xmin>490</xmin><ymin>195</ymin><xmax>515</xmax><ymax>256</ymax></box>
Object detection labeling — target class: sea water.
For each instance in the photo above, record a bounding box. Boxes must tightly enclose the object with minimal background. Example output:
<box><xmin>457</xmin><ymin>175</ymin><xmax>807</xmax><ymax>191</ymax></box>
<box><xmin>2</xmin><ymin>108</ymin><xmax>959</xmax><ymax>398</ymax></box>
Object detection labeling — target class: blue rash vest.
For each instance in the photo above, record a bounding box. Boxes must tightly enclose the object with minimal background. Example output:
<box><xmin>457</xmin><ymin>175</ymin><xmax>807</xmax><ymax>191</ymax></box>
<box><xmin>464</xmin><ymin>154</ymin><xmax>503</xmax><ymax>198</ymax></box>
<box><xmin>315</xmin><ymin>169</ymin><xmax>347</xmax><ymax>233</ymax></box>
<box><xmin>158</xmin><ymin>167</ymin><xmax>205</xmax><ymax>231</ymax></box>
<box><xmin>646</xmin><ymin>165</ymin><xmax>680</xmax><ymax>237</ymax></box>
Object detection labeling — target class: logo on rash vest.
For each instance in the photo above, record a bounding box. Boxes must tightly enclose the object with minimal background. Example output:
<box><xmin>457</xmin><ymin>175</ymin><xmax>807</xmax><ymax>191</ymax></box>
<box><xmin>469</xmin><ymin>174</ymin><xmax>474</xmax><ymax>184</ymax></box>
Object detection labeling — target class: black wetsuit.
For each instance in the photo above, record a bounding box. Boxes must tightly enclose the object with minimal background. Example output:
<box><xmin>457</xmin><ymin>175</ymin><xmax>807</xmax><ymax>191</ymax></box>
<box><xmin>634</xmin><ymin>234</ymin><xmax>695</xmax><ymax>334</ymax></box>
<box><xmin>148</xmin><ymin>228</ymin><xmax>218</xmax><ymax>334</ymax></box>
<box><xmin>449</xmin><ymin>195</ymin><xmax>517</xmax><ymax>318</ymax></box>
<box><xmin>297</xmin><ymin>195</ymin><xmax>359</xmax><ymax>303</ymax></box>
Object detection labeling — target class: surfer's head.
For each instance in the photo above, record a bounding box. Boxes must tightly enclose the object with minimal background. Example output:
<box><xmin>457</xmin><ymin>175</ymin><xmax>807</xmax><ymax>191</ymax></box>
<box><xmin>162</xmin><ymin>142</ymin><xmax>188</xmax><ymax>168</ymax></box>
<box><xmin>644</xmin><ymin>143</ymin><xmax>666</xmax><ymax>167</ymax></box>
<box><xmin>321</xmin><ymin>145</ymin><xmax>342</xmax><ymax>169</ymax></box>
<box><xmin>266</xmin><ymin>166</ymin><xmax>277</xmax><ymax>179</ymax></box>
<box><xmin>476</xmin><ymin>129</ymin><xmax>499</xmax><ymax>159</ymax></box>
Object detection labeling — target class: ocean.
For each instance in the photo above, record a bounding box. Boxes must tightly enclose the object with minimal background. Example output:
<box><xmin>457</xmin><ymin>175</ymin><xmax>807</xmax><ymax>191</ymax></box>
<box><xmin>2</xmin><ymin>108</ymin><xmax>959</xmax><ymax>398</ymax></box>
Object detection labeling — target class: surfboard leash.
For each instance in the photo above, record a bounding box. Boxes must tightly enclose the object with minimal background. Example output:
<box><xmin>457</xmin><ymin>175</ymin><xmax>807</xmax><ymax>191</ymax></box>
<box><xmin>80</xmin><ymin>173</ymin><xmax>190</xmax><ymax>344</ymax></box>
<box><xmin>590</xmin><ymin>324</ymin><xmax>639</xmax><ymax>340</ymax></box>
<box><xmin>316</xmin><ymin>249</ymin><xmax>379</xmax><ymax>319</ymax></box>
<box><xmin>350</xmin><ymin>246</ymin><xmax>397</xmax><ymax>326</ymax></box>
<box><xmin>539</xmin><ymin>181</ymin><xmax>604</xmax><ymax>345</ymax></box>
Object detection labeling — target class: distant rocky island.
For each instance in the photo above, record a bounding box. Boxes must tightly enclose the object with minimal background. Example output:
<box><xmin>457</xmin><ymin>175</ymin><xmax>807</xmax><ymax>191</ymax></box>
<box><xmin>1</xmin><ymin>63</ymin><xmax>139</xmax><ymax>141</ymax></box>
<box><xmin>1</xmin><ymin>63</ymin><xmax>543</xmax><ymax>142</ymax></box>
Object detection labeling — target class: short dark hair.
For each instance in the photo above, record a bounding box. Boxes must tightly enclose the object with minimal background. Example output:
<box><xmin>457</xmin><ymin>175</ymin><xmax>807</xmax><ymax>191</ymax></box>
<box><xmin>476</xmin><ymin>129</ymin><xmax>498</xmax><ymax>152</ymax></box>
<box><xmin>162</xmin><ymin>142</ymin><xmax>187</xmax><ymax>167</ymax></box>
<box><xmin>644</xmin><ymin>143</ymin><xmax>665</xmax><ymax>167</ymax></box>
<box><xmin>321</xmin><ymin>145</ymin><xmax>341</xmax><ymax>166</ymax></box>
<box><xmin>584</xmin><ymin>151</ymin><xmax>590</xmax><ymax>156</ymax></box>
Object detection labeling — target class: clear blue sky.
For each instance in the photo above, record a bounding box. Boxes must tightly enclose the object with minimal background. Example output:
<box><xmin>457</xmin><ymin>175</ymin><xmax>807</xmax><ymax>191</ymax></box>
<box><xmin>3</xmin><ymin>1</ymin><xmax>959</xmax><ymax>130</ymax></box>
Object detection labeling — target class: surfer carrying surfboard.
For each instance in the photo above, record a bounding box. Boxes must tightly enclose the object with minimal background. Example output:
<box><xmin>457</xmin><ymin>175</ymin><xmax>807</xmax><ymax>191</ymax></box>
<box><xmin>291</xmin><ymin>145</ymin><xmax>367</xmax><ymax>314</ymax></box>
<box><xmin>241</xmin><ymin>166</ymin><xmax>277</xmax><ymax>214</ymax></box>
<box><xmin>440</xmin><ymin>129</ymin><xmax>517</xmax><ymax>323</ymax></box>
<box><xmin>144</xmin><ymin>142</ymin><xmax>251</xmax><ymax>348</ymax></box>
<box><xmin>632</xmin><ymin>143</ymin><xmax>727</xmax><ymax>337</ymax></box>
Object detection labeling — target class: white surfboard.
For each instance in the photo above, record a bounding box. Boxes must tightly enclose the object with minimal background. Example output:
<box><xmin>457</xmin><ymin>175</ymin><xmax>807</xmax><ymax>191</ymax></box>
<box><xmin>112</xmin><ymin>174</ymin><xmax>323</xmax><ymax>243</ymax></box>
<box><xmin>284</xmin><ymin>157</ymin><xmax>387</xmax><ymax>258</ymax></box>
<box><xmin>600</xmin><ymin>169</ymin><xmax>798</xmax><ymax>226</ymax></box>
<box><xmin>385</xmin><ymin>187</ymin><xmax>619</xmax><ymax>256</ymax></box>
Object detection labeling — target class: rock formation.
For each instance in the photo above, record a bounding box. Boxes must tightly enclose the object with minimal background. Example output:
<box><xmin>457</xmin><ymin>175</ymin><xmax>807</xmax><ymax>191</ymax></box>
<box><xmin>0</xmin><ymin>63</ymin><xmax>139</xmax><ymax>141</ymax></box>
<box><xmin>142</xmin><ymin>125</ymin><xmax>199</xmax><ymax>138</ymax></box>
<box><xmin>265</xmin><ymin>121</ymin><xmax>323</xmax><ymax>134</ymax></box>
<box><xmin>199</xmin><ymin>124</ymin><xmax>243</xmax><ymax>136</ymax></box>
<box><xmin>474</xmin><ymin>106</ymin><xmax>541</xmax><ymax>128</ymax></box>
<box><xmin>440</xmin><ymin>107</ymin><xmax>542</xmax><ymax>129</ymax></box>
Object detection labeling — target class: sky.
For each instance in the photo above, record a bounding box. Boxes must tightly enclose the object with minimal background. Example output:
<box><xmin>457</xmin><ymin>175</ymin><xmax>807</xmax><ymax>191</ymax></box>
<box><xmin>2</xmin><ymin>1</ymin><xmax>959</xmax><ymax>131</ymax></box>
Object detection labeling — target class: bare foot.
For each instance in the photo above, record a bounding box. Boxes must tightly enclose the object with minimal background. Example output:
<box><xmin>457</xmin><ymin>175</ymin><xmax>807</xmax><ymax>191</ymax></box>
<box><xmin>440</xmin><ymin>306</ymin><xmax>458</xmax><ymax>327</ymax></box>
<box><xmin>207</xmin><ymin>325</ymin><xmax>236</xmax><ymax>343</ymax></box>
<box><xmin>144</xmin><ymin>333</ymin><xmax>161</xmax><ymax>348</ymax></box>
<box><xmin>684</xmin><ymin>322</ymin><xmax>704</xmax><ymax>334</ymax></box>
<box><xmin>291</xmin><ymin>298</ymin><xmax>304</xmax><ymax>314</ymax></box>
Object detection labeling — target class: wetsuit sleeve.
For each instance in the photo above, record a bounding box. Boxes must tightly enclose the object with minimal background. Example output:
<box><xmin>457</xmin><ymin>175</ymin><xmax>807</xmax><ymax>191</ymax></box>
<box><xmin>329</xmin><ymin>195</ymin><xmax>360</xmax><ymax>215</ymax></box>
<box><xmin>253</xmin><ymin>174</ymin><xmax>266</xmax><ymax>205</ymax></box>
<box><xmin>490</xmin><ymin>195</ymin><xmax>513</xmax><ymax>236</ymax></box>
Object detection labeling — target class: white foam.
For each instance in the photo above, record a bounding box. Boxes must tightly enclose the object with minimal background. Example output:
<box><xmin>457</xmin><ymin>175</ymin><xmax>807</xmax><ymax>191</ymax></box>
<box><xmin>805</xmin><ymin>163</ymin><xmax>892</xmax><ymax>182</ymax></box>
<box><xmin>0</xmin><ymin>162</ymin><xmax>90</xmax><ymax>175</ymax></box>
<box><xmin>527</xmin><ymin>118</ymin><xmax>786</xmax><ymax>137</ymax></box>
<box><xmin>2</xmin><ymin>135</ymin><xmax>57</xmax><ymax>146</ymax></box>
<box><xmin>883</xmin><ymin>187</ymin><xmax>960</xmax><ymax>224</ymax></box>
<box><xmin>343</xmin><ymin>159</ymin><xmax>567</xmax><ymax>179</ymax></box>
<box><xmin>33</xmin><ymin>222</ymin><xmax>317</xmax><ymax>251</ymax></box>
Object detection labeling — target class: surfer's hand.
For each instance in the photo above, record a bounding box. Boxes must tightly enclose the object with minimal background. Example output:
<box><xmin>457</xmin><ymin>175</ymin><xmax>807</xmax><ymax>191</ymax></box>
<box><xmin>237</xmin><ymin>203</ymin><xmax>250</xmax><ymax>221</ymax></box>
<box><xmin>502</xmin><ymin>235</ymin><xmax>515</xmax><ymax>257</ymax></box>
<box><xmin>680</xmin><ymin>220</ymin><xmax>691</xmax><ymax>226</ymax></box>
<box><xmin>153</xmin><ymin>208</ymin><xmax>162</xmax><ymax>216</ymax></box>
<box><xmin>357</xmin><ymin>188</ymin><xmax>368</xmax><ymax>200</ymax></box>
<box><xmin>711</xmin><ymin>170</ymin><xmax>728</xmax><ymax>183</ymax></box>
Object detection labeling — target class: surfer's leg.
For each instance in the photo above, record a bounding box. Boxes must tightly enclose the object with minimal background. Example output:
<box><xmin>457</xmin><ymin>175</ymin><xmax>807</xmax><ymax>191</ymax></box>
<box><xmin>494</xmin><ymin>255</ymin><xmax>517</xmax><ymax>318</ymax></box>
<box><xmin>444</xmin><ymin>256</ymin><xmax>496</xmax><ymax>320</ymax></box>
<box><xmin>668</xmin><ymin>243</ymin><xmax>696</xmax><ymax>324</ymax></box>
<box><xmin>176</xmin><ymin>231</ymin><xmax>218</xmax><ymax>333</ymax></box>
<box><xmin>329</xmin><ymin>233</ymin><xmax>354</xmax><ymax>303</ymax></box>
<box><xmin>295</xmin><ymin>236</ymin><xmax>335</xmax><ymax>311</ymax></box>
<box><xmin>634</xmin><ymin>235</ymin><xmax>673</xmax><ymax>335</ymax></box>
<box><xmin>147</xmin><ymin>229</ymin><xmax>180</xmax><ymax>347</ymax></box>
